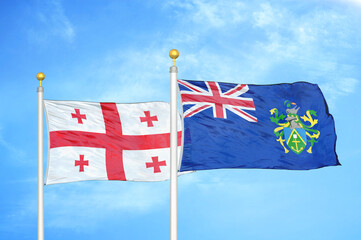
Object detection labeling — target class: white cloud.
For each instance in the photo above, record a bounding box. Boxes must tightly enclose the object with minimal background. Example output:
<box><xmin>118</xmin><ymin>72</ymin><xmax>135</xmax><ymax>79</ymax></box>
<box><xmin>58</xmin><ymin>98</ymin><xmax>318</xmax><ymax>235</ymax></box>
<box><xmin>165</xmin><ymin>0</ymin><xmax>246</xmax><ymax>28</ymax></box>
<box><xmin>5</xmin><ymin>181</ymin><xmax>169</xmax><ymax>230</ymax></box>
<box><xmin>253</xmin><ymin>2</ymin><xmax>284</xmax><ymax>28</ymax></box>
<box><xmin>163</xmin><ymin>1</ymin><xmax>359</xmax><ymax>88</ymax></box>
<box><xmin>4</xmin><ymin>173</ymin><xmax>196</xmax><ymax>231</ymax></box>
<box><xmin>332</xmin><ymin>0</ymin><xmax>361</xmax><ymax>7</ymax></box>
<box><xmin>1</xmin><ymin>173</ymin><xmax>175</xmax><ymax>231</ymax></box>
<box><xmin>29</xmin><ymin>0</ymin><xmax>75</xmax><ymax>43</ymax></box>
<box><xmin>339</xmin><ymin>78</ymin><xmax>359</xmax><ymax>93</ymax></box>
<box><xmin>59</xmin><ymin>0</ymin><xmax>359</xmax><ymax>109</ymax></box>
<box><xmin>320</xmin><ymin>77</ymin><xmax>359</xmax><ymax>108</ymax></box>
<box><xmin>0</xmin><ymin>127</ymin><xmax>26</xmax><ymax>160</ymax></box>
<box><xmin>91</xmin><ymin>47</ymin><xmax>171</xmax><ymax>103</ymax></box>
<box><xmin>248</xmin><ymin>3</ymin><xmax>361</xmax><ymax>108</ymax></box>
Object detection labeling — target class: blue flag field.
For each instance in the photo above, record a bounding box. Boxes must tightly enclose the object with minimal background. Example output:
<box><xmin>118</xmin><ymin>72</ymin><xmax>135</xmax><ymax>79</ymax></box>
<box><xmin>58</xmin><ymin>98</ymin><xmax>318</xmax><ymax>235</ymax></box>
<box><xmin>178</xmin><ymin>79</ymin><xmax>339</xmax><ymax>171</ymax></box>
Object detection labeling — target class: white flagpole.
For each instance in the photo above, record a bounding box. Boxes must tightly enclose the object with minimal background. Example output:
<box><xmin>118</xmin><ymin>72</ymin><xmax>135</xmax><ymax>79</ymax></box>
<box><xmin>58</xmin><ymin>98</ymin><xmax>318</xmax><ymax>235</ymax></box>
<box><xmin>37</xmin><ymin>72</ymin><xmax>45</xmax><ymax>240</ymax></box>
<box><xmin>169</xmin><ymin>49</ymin><xmax>179</xmax><ymax>240</ymax></box>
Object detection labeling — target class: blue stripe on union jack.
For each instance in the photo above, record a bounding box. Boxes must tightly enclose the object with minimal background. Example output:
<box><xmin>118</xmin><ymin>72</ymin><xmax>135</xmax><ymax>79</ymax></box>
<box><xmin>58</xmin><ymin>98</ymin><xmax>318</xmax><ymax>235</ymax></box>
<box><xmin>178</xmin><ymin>79</ymin><xmax>257</xmax><ymax>122</ymax></box>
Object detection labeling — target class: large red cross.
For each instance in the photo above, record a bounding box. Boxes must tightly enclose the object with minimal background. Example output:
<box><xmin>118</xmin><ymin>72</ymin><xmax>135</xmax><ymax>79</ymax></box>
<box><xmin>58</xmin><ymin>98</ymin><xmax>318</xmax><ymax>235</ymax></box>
<box><xmin>75</xmin><ymin>154</ymin><xmax>89</xmax><ymax>172</ymax></box>
<box><xmin>140</xmin><ymin>111</ymin><xmax>158</xmax><ymax>127</ymax></box>
<box><xmin>50</xmin><ymin>103</ymin><xmax>181</xmax><ymax>180</ymax></box>
<box><xmin>146</xmin><ymin>156</ymin><xmax>166</xmax><ymax>173</ymax></box>
<box><xmin>181</xmin><ymin>81</ymin><xmax>255</xmax><ymax>118</ymax></box>
<box><xmin>71</xmin><ymin>108</ymin><xmax>87</xmax><ymax>124</ymax></box>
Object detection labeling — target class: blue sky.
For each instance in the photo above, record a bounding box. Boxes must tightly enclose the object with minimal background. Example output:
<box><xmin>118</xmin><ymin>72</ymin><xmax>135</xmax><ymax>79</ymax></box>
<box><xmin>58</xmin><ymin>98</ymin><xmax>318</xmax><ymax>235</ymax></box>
<box><xmin>1</xmin><ymin>0</ymin><xmax>361</xmax><ymax>239</ymax></box>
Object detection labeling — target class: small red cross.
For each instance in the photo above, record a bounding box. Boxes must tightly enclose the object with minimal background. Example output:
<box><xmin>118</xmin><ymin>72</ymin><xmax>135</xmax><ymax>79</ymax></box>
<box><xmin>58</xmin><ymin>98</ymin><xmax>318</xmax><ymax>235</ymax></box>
<box><xmin>146</xmin><ymin>156</ymin><xmax>166</xmax><ymax>173</ymax></box>
<box><xmin>75</xmin><ymin>154</ymin><xmax>89</xmax><ymax>172</ymax></box>
<box><xmin>140</xmin><ymin>111</ymin><xmax>158</xmax><ymax>127</ymax></box>
<box><xmin>71</xmin><ymin>109</ymin><xmax>87</xmax><ymax>124</ymax></box>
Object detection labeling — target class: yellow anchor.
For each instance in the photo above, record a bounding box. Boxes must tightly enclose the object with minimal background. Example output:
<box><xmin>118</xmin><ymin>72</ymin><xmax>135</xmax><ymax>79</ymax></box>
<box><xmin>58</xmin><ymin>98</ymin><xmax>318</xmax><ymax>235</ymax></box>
<box><xmin>290</xmin><ymin>134</ymin><xmax>304</xmax><ymax>153</ymax></box>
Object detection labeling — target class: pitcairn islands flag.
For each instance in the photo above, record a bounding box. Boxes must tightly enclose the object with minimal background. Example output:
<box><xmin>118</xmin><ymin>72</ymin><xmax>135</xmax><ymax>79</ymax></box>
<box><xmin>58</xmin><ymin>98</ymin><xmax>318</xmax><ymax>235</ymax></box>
<box><xmin>178</xmin><ymin>79</ymin><xmax>340</xmax><ymax>171</ymax></box>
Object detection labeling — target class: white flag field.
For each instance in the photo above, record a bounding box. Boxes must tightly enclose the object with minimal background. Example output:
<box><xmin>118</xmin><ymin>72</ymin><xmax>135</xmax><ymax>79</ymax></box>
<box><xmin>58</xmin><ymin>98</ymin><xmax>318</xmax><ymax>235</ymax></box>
<box><xmin>44</xmin><ymin>100</ymin><xmax>183</xmax><ymax>185</ymax></box>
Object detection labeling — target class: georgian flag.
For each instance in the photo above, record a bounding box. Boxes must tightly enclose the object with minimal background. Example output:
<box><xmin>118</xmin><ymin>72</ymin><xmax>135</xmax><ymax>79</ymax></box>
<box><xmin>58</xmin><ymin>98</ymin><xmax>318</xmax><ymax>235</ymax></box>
<box><xmin>44</xmin><ymin>100</ymin><xmax>182</xmax><ymax>185</ymax></box>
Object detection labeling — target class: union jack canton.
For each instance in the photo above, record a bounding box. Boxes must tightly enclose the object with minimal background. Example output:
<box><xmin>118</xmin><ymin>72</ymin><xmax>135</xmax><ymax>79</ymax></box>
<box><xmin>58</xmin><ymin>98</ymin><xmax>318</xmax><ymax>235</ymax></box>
<box><xmin>177</xmin><ymin>79</ymin><xmax>257</xmax><ymax>122</ymax></box>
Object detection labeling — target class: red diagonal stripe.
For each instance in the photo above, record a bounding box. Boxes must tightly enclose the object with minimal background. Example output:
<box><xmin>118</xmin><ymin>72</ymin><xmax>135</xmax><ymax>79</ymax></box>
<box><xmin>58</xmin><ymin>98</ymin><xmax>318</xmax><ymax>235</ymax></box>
<box><xmin>232</xmin><ymin>108</ymin><xmax>257</xmax><ymax>122</ymax></box>
<box><xmin>178</xmin><ymin>80</ymin><xmax>203</xmax><ymax>93</ymax></box>
<box><xmin>185</xmin><ymin>105</ymin><xmax>211</xmax><ymax>118</ymax></box>
<box><xmin>224</xmin><ymin>84</ymin><xmax>246</xmax><ymax>96</ymax></box>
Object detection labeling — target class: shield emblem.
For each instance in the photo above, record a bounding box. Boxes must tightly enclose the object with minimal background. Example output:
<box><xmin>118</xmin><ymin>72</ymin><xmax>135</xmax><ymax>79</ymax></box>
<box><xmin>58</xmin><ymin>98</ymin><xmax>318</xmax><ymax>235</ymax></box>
<box><xmin>283</xmin><ymin>127</ymin><xmax>307</xmax><ymax>154</ymax></box>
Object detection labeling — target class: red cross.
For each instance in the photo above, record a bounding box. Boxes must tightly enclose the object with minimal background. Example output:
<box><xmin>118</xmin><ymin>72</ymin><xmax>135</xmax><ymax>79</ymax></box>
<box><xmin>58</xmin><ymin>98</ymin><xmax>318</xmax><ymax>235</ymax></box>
<box><xmin>50</xmin><ymin>103</ymin><xmax>182</xmax><ymax>181</ymax></box>
<box><xmin>140</xmin><ymin>111</ymin><xmax>158</xmax><ymax>127</ymax></box>
<box><xmin>181</xmin><ymin>82</ymin><xmax>255</xmax><ymax>118</ymax></box>
<box><xmin>71</xmin><ymin>108</ymin><xmax>87</xmax><ymax>124</ymax></box>
<box><xmin>75</xmin><ymin>154</ymin><xmax>89</xmax><ymax>172</ymax></box>
<box><xmin>146</xmin><ymin>156</ymin><xmax>167</xmax><ymax>173</ymax></box>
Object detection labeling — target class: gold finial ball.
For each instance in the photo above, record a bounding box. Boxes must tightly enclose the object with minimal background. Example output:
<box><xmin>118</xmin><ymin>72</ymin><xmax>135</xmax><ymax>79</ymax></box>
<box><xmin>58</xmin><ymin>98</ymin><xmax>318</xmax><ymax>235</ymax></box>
<box><xmin>36</xmin><ymin>72</ymin><xmax>45</xmax><ymax>81</ymax></box>
<box><xmin>169</xmin><ymin>49</ymin><xmax>179</xmax><ymax>60</ymax></box>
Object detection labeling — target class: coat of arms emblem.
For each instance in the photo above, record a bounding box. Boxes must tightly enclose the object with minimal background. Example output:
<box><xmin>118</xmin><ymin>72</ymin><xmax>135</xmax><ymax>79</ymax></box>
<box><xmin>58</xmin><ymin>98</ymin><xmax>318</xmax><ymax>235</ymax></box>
<box><xmin>270</xmin><ymin>101</ymin><xmax>320</xmax><ymax>154</ymax></box>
